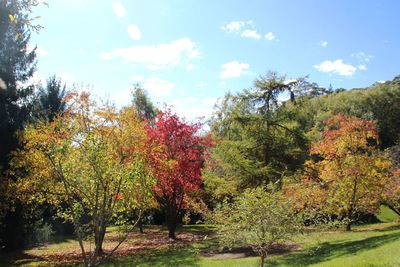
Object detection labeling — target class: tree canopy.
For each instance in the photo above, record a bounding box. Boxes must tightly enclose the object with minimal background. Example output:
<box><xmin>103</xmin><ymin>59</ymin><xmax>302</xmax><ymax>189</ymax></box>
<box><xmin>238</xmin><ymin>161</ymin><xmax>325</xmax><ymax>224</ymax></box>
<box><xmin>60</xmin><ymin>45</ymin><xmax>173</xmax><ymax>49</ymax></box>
<box><xmin>11</xmin><ymin>92</ymin><xmax>155</xmax><ymax>265</ymax></box>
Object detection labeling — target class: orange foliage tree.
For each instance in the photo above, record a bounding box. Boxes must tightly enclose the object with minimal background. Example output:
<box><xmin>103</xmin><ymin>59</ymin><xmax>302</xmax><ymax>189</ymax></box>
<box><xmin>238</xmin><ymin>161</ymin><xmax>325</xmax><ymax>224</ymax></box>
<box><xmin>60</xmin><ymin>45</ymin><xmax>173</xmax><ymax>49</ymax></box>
<box><xmin>285</xmin><ymin>114</ymin><xmax>395</xmax><ymax>230</ymax></box>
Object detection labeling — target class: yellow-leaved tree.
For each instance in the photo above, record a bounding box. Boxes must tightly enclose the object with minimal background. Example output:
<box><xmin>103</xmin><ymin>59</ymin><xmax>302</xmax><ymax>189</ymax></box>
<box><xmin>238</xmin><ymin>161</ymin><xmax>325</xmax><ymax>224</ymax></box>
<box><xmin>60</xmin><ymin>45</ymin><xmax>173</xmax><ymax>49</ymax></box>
<box><xmin>11</xmin><ymin>92</ymin><xmax>154</xmax><ymax>266</ymax></box>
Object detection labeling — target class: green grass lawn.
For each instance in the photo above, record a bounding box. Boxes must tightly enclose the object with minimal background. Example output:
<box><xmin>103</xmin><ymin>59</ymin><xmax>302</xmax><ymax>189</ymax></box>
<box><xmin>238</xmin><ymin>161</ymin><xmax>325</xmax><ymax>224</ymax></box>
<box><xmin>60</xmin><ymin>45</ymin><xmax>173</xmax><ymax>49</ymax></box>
<box><xmin>3</xmin><ymin>221</ymin><xmax>400</xmax><ymax>266</ymax></box>
<box><xmin>376</xmin><ymin>205</ymin><xmax>399</xmax><ymax>223</ymax></box>
<box><xmin>105</xmin><ymin>223</ymin><xmax>400</xmax><ymax>267</ymax></box>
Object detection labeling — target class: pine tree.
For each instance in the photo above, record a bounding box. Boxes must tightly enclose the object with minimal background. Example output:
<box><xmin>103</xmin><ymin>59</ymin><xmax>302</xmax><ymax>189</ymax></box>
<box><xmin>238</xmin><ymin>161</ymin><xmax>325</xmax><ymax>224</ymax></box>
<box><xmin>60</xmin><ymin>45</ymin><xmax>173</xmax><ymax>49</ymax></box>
<box><xmin>34</xmin><ymin>75</ymin><xmax>67</xmax><ymax>122</ymax></box>
<box><xmin>0</xmin><ymin>0</ymin><xmax>38</xmax><ymax>250</ymax></box>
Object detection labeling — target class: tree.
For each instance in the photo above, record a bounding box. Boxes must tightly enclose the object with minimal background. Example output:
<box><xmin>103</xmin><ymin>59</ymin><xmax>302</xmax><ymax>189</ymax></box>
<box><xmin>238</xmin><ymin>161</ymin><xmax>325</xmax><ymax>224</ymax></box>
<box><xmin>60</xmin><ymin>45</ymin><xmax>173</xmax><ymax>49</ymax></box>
<box><xmin>130</xmin><ymin>85</ymin><xmax>158</xmax><ymax>233</ymax></box>
<box><xmin>289</xmin><ymin>114</ymin><xmax>395</xmax><ymax>231</ymax></box>
<box><xmin>33</xmin><ymin>75</ymin><xmax>67</xmax><ymax>122</ymax></box>
<box><xmin>11</xmin><ymin>92</ymin><xmax>154</xmax><ymax>266</ymax></box>
<box><xmin>146</xmin><ymin>110</ymin><xmax>211</xmax><ymax>239</ymax></box>
<box><xmin>0</xmin><ymin>0</ymin><xmax>39</xmax><ymax>250</ymax></box>
<box><xmin>283</xmin><ymin>75</ymin><xmax>400</xmax><ymax>149</ymax></box>
<box><xmin>131</xmin><ymin>85</ymin><xmax>156</xmax><ymax>121</ymax></box>
<box><xmin>364</xmin><ymin>78</ymin><xmax>400</xmax><ymax>148</ymax></box>
<box><xmin>213</xmin><ymin>187</ymin><xmax>301</xmax><ymax>267</ymax></box>
<box><xmin>205</xmin><ymin>72</ymin><xmax>308</xmax><ymax>195</ymax></box>
<box><xmin>380</xmin><ymin>144</ymin><xmax>400</xmax><ymax>215</ymax></box>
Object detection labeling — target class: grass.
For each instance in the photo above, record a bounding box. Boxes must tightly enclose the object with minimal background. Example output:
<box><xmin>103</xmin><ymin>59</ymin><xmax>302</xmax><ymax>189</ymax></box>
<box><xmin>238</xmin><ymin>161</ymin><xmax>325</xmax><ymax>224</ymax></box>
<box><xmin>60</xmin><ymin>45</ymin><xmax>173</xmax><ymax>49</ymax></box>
<box><xmin>106</xmin><ymin>223</ymin><xmax>400</xmax><ymax>267</ymax></box>
<box><xmin>3</xmin><ymin>222</ymin><xmax>400</xmax><ymax>266</ymax></box>
<box><xmin>376</xmin><ymin>205</ymin><xmax>399</xmax><ymax>223</ymax></box>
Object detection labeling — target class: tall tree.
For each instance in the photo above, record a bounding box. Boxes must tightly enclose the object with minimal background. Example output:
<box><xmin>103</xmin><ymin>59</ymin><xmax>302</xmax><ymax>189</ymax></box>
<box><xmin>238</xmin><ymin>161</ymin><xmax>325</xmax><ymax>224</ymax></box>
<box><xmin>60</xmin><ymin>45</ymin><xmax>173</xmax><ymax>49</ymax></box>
<box><xmin>131</xmin><ymin>85</ymin><xmax>156</xmax><ymax>121</ymax></box>
<box><xmin>130</xmin><ymin>85</ymin><xmax>157</xmax><ymax>233</ymax></box>
<box><xmin>33</xmin><ymin>75</ymin><xmax>67</xmax><ymax>122</ymax></box>
<box><xmin>0</xmin><ymin>0</ymin><xmax>37</xmax><ymax>172</ymax></box>
<box><xmin>205</xmin><ymin>72</ymin><xmax>308</xmax><ymax>197</ymax></box>
<box><xmin>146</xmin><ymin>110</ymin><xmax>211</xmax><ymax>239</ymax></box>
<box><xmin>0</xmin><ymin>0</ymin><xmax>38</xmax><ymax>250</ymax></box>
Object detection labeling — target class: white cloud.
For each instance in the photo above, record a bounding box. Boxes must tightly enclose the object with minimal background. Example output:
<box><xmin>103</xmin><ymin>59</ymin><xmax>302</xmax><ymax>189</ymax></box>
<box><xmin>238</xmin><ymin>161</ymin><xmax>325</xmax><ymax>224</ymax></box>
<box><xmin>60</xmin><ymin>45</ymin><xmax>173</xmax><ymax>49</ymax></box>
<box><xmin>221</xmin><ymin>20</ymin><xmax>252</xmax><ymax>33</ymax></box>
<box><xmin>358</xmin><ymin>64</ymin><xmax>367</xmax><ymax>70</ymax></box>
<box><xmin>240</xmin><ymin>29</ymin><xmax>261</xmax><ymax>40</ymax></box>
<box><xmin>241</xmin><ymin>29</ymin><xmax>261</xmax><ymax>39</ymax></box>
<box><xmin>131</xmin><ymin>75</ymin><xmax>144</xmax><ymax>82</ymax></box>
<box><xmin>170</xmin><ymin>97</ymin><xmax>217</xmax><ymax>120</ymax></box>
<box><xmin>143</xmin><ymin>76</ymin><xmax>176</xmax><ymax>98</ymax></box>
<box><xmin>352</xmin><ymin>52</ymin><xmax>373</xmax><ymax>62</ymax></box>
<box><xmin>112</xmin><ymin>2</ymin><xmax>126</xmax><ymax>17</ymax></box>
<box><xmin>222</xmin><ymin>20</ymin><xmax>274</xmax><ymax>42</ymax></box>
<box><xmin>127</xmin><ymin>24</ymin><xmax>141</xmax><ymax>40</ymax></box>
<box><xmin>264</xmin><ymin>32</ymin><xmax>275</xmax><ymax>41</ymax></box>
<box><xmin>131</xmin><ymin>75</ymin><xmax>176</xmax><ymax>98</ymax></box>
<box><xmin>100</xmin><ymin>38</ymin><xmax>200</xmax><ymax>70</ymax></box>
<box><xmin>186</xmin><ymin>63</ymin><xmax>194</xmax><ymax>71</ymax></box>
<box><xmin>220</xmin><ymin>61</ymin><xmax>250</xmax><ymax>79</ymax></box>
<box><xmin>318</xmin><ymin>40</ymin><xmax>328</xmax><ymax>47</ymax></box>
<box><xmin>314</xmin><ymin>59</ymin><xmax>357</xmax><ymax>76</ymax></box>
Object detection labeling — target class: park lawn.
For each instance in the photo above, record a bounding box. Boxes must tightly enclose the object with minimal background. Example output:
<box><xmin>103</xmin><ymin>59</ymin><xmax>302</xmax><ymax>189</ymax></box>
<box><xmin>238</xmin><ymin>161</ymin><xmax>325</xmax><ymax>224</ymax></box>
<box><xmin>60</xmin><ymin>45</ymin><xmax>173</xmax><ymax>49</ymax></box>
<box><xmin>106</xmin><ymin>222</ymin><xmax>400</xmax><ymax>267</ymax></box>
<box><xmin>2</xmin><ymin>221</ymin><xmax>400</xmax><ymax>266</ymax></box>
<box><xmin>377</xmin><ymin>205</ymin><xmax>400</xmax><ymax>223</ymax></box>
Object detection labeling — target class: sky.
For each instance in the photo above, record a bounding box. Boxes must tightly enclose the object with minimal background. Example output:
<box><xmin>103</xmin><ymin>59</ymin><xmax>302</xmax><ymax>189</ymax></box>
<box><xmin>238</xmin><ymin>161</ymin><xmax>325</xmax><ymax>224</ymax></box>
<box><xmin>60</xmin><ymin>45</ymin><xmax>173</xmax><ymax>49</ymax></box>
<box><xmin>29</xmin><ymin>0</ymin><xmax>400</xmax><ymax>120</ymax></box>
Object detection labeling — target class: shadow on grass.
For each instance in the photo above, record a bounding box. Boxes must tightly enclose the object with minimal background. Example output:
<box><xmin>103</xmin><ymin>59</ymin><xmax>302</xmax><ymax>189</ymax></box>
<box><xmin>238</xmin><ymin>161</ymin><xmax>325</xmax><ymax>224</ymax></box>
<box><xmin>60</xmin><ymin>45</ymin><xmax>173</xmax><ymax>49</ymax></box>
<box><xmin>267</xmin><ymin>231</ymin><xmax>400</xmax><ymax>266</ymax></box>
<box><xmin>179</xmin><ymin>224</ymin><xmax>218</xmax><ymax>235</ymax></box>
<box><xmin>102</xmin><ymin>246</ymin><xmax>202</xmax><ymax>267</ymax></box>
<box><xmin>103</xmin><ymin>235</ymin><xmax>220</xmax><ymax>267</ymax></box>
<box><xmin>376</xmin><ymin>224</ymin><xmax>400</xmax><ymax>232</ymax></box>
<box><xmin>0</xmin><ymin>251</ymin><xmax>49</xmax><ymax>266</ymax></box>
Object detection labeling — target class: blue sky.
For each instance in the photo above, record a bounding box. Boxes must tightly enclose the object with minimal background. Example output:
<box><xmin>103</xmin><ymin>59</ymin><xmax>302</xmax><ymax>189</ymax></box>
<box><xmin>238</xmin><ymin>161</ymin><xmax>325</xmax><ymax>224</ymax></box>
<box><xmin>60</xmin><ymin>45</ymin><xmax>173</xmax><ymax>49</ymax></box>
<box><xmin>29</xmin><ymin>0</ymin><xmax>400</xmax><ymax>119</ymax></box>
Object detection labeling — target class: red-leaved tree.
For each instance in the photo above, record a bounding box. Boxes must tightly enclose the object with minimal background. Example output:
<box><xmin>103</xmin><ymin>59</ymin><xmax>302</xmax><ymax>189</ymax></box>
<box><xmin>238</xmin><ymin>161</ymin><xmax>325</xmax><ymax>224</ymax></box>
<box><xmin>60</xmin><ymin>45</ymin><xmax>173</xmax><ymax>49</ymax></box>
<box><xmin>146</xmin><ymin>110</ymin><xmax>211</xmax><ymax>239</ymax></box>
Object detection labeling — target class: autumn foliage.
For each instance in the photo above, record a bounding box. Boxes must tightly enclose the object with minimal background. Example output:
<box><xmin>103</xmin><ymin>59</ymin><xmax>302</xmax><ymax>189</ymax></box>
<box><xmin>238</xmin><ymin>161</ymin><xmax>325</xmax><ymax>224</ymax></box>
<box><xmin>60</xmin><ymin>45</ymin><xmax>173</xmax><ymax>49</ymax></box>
<box><xmin>285</xmin><ymin>114</ymin><xmax>395</xmax><ymax>230</ymax></box>
<box><xmin>146</xmin><ymin>110</ymin><xmax>212</xmax><ymax>238</ymax></box>
<box><xmin>11</xmin><ymin>92</ymin><xmax>155</xmax><ymax>266</ymax></box>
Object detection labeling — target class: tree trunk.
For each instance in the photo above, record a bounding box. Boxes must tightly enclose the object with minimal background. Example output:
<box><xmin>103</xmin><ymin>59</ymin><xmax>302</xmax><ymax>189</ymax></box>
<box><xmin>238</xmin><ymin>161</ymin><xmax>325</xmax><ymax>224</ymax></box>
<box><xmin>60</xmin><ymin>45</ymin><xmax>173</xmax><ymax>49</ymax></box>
<box><xmin>94</xmin><ymin>224</ymin><xmax>106</xmax><ymax>255</ymax></box>
<box><xmin>166</xmin><ymin>205</ymin><xmax>177</xmax><ymax>239</ymax></box>
<box><xmin>138</xmin><ymin>218</ymin><xmax>144</xmax><ymax>234</ymax></box>
<box><xmin>346</xmin><ymin>221</ymin><xmax>352</xmax><ymax>231</ymax></box>
<box><xmin>260</xmin><ymin>252</ymin><xmax>266</xmax><ymax>267</ymax></box>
